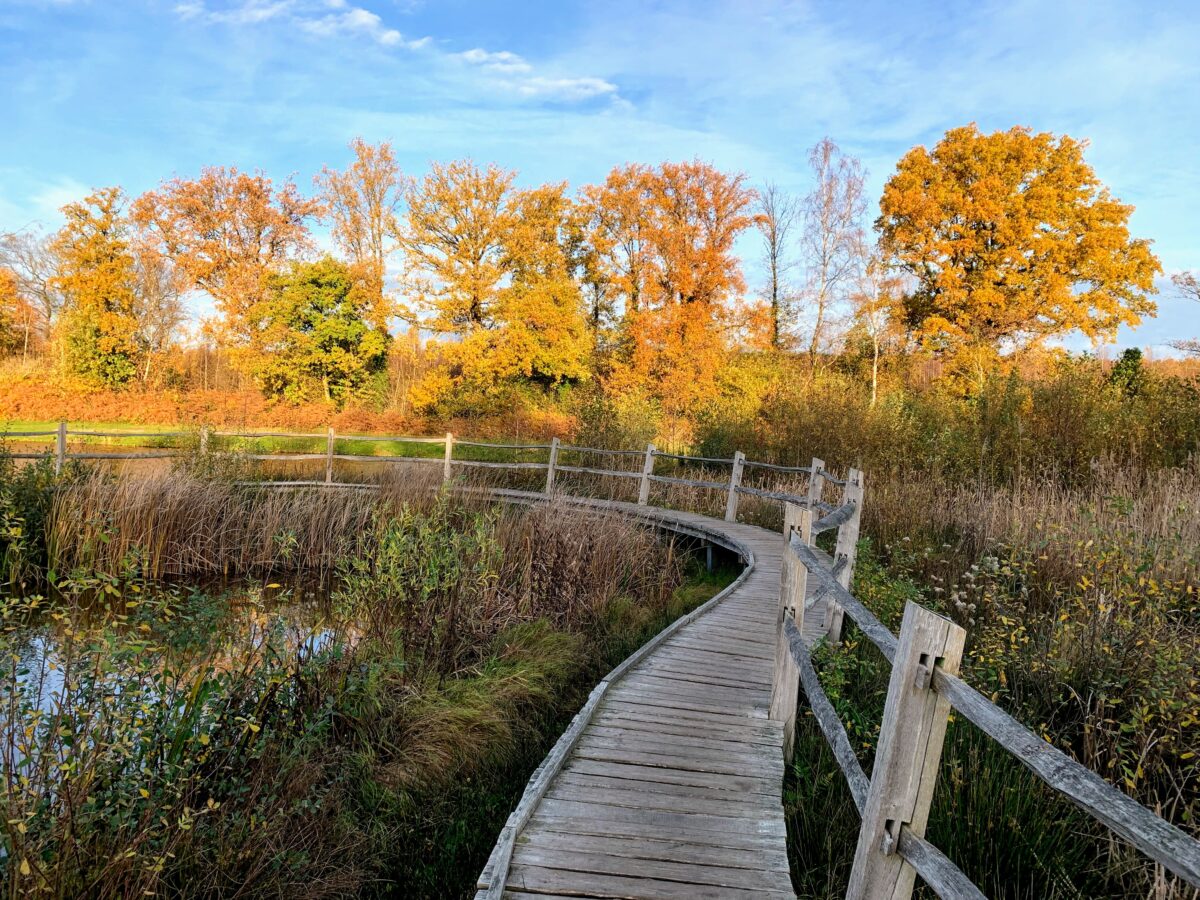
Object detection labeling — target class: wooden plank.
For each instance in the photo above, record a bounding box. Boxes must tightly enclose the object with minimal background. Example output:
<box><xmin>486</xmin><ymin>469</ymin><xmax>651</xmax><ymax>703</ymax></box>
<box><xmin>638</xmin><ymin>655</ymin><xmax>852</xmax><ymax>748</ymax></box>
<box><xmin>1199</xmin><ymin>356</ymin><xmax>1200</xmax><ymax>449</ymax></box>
<box><xmin>554</xmin><ymin>771</ymin><xmax>777</xmax><ymax>806</ymax></box>
<box><xmin>534</xmin><ymin>797</ymin><xmax>787</xmax><ymax>839</ymax></box>
<box><xmin>570</xmin><ymin>744</ymin><xmax>778</xmax><ymax>780</ymax></box>
<box><xmin>527</xmin><ymin>810</ymin><xmax>784</xmax><ymax>852</ymax></box>
<box><xmin>516</xmin><ymin>828</ymin><xmax>789</xmax><ymax>873</ymax></box>
<box><xmin>511</xmin><ymin>845</ymin><xmax>793</xmax><ymax>892</ymax></box>
<box><xmin>505</xmin><ymin>864</ymin><xmax>791</xmax><ymax>899</ymax></box>
<box><xmin>545</xmin><ymin>782</ymin><xmax>772</xmax><ymax>820</ymax></box>
<box><xmin>562</xmin><ymin>759</ymin><xmax>778</xmax><ymax>796</ymax></box>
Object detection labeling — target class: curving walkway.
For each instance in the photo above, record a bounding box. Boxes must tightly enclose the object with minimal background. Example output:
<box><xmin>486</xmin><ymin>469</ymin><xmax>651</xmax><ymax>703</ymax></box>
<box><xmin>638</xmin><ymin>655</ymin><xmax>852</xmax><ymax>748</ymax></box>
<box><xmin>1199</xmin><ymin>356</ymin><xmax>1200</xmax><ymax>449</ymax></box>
<box><xmin>476</xmin><ymin>492</ymin><xmax>828</xmax><ymax>899</ymax></box>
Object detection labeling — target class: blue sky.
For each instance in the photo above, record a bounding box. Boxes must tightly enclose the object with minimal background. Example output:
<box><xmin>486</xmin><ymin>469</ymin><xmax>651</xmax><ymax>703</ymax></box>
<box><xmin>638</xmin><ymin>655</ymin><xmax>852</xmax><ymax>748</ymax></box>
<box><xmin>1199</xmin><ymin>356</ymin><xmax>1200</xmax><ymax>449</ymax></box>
<box><xmin>2</xmin><ymin>0</ymin><xmax>1198</xmax><ymax>351</ymax></box>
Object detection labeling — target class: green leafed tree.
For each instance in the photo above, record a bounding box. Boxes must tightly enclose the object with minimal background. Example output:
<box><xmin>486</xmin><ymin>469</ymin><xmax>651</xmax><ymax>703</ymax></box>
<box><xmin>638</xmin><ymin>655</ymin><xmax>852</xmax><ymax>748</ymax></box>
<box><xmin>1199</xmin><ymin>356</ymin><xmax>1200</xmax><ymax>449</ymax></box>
<box><xmin>254</xmin><ymin>257</ymin><xmax>389</xmax><ymax>405</ymax></box>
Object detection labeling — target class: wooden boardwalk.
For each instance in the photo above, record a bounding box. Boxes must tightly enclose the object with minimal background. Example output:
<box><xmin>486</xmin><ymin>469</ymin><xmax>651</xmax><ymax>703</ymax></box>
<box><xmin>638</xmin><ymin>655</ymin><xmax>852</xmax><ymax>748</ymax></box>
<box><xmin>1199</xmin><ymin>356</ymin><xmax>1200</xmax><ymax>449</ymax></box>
<box><xmin>477</xmin><ymin>495</ymin><xmax>827</xmax><ymax>899</ymax></box>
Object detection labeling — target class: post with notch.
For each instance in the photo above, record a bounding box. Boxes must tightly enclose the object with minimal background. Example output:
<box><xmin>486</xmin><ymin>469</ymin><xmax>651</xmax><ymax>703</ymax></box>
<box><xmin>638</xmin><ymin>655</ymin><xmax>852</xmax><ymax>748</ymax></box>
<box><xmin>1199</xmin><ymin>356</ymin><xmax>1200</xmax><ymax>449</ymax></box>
<box><xmin>806</xmin><ymin>456</ymin><xmax>825</xmax><ymax>537</ymax></box>
<box><xmin>325</xmin><ymin>426</ymin><xmax>335</xmax><ymax>484</ymax></box>
<box><xmin>724</xmin><ymin>450</ymin><xmax>746</xmax><ymax>522</ymax></box>
<box><xmin>55</xmin><ymin>421</ymin><xmax>67</xmax><ymax>475</ymax></box>
<box><xmin>827</xmin><ymin>467</ymin><xmax>864</xmax><ymax>642</ymax></box>
<box><xmin>769</xmin><ymin>502</ymin><xmax>811</xmax><ymax>764</ymax></box>
<box><xmin>637</xmin><ymin>443</ymin><xmax>655</xmax><ymax>505</ymax></box>
<box><xmin>846</xmin><ymin>601</ymin><xmax>965</xmax><ymax>900</ymax></box>
<box><xmin>443</xmin><ymin>432</ymin><xmax>454</xmax><ymax>484</ymax></box>
<box><xmin>199</xmin><ymin>425</ymin><xmax>210</xmax><ymax>455</ymax></box>
<box><xmin>544</xmin><ymin>436</ymin><xmax>560</xmax><ymax>495</ymax></box>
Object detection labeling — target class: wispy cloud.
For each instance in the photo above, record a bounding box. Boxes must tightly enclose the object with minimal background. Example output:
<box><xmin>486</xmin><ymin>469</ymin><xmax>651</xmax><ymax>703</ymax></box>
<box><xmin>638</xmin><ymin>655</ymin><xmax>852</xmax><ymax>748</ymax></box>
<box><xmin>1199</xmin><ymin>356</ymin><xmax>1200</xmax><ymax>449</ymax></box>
<box><xmin>458</xmin><ymin>48</ymin><xmax>532</xmax><ymax>74</ymax></box>
<box><xmin>174</xmin><ymin>1</ymin><xmax>427</xmax><ymax>48</ymax></box>
<box><xmin>457</xmin><ymin>47</ymin><xmax>618</xmax><ymax>102</ymax></box>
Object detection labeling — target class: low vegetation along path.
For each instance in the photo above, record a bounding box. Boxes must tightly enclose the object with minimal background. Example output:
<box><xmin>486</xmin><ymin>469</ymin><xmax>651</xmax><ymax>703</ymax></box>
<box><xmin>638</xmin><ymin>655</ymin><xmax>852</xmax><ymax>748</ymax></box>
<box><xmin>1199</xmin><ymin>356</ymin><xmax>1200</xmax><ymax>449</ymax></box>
<box><xmin>476</xmin><ymin>491</ymin><xmax>826</xmax><ymax>899</ymax></box>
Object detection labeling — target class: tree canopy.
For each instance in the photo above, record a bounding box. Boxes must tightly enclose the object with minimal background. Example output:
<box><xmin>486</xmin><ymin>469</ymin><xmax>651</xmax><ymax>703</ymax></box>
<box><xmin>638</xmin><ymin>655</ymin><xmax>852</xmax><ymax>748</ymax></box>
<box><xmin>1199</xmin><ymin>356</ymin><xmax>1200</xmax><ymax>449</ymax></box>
<box><xmin>877</xmin><ymin>125</ymin><xmax>1161</xmax><ymax>357</ymax></box>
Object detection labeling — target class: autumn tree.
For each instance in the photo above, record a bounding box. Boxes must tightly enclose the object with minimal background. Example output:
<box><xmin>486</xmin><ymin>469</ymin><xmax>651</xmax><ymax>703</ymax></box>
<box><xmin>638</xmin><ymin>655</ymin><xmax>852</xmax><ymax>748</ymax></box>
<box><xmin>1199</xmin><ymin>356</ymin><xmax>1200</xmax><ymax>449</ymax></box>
<box><xmin>878</xmin><ymin>124</ymin><xmax>1161</xmax><ymax>376</ymax></box>
<box><xmin>132</xmin><ymin>167</ymin><xmax>320</xmax><ymax>358</ymax></box>
<box><xmin>49</xmin><ymin>187</ymin><xmax>143</xmax><ymax>386</ymax></box>
<box><xmin>0</xmin><ymin>230</ymin><xmax>60</xmax><ymax>346</ymax></box>
<box><xmin>579</xmin><ymin>164</ymin><xmax>655</xmax><ymax>320</ymax></box>
<box><xmin>488</xmin><ymin>183</ymin><xmax>590</xmax><ymax>384</ymax></box>
<box><xmin>586</xmin><ymin>160</ymin><xmax>755</xmax><ymax>419</ymax></box>
<box><xmin>799</xmin><ymin>138</ymin><xmax>866</xmax><ymax>370</ymax></box>
<box><xmin>755</xmin><ymin>182</ymin><xmax>799</xmax><ymax>349</ymax></box>
<box><xmin>254</xmin><ymin>257</ymin><xmax>389</xmax><ymax>404</ymax></box>
<box><xmin>131</xmin><ymin>238</ymin><xmax>186</xmax><ymax>382</ymax></box>
<box><xmin>400</xmin><ymin>160</ymin><xmax>514</xmax><ymax>333</ymax></box>
<box><xmin>316</xmin><ymin>137</ymin><xmax>404</xmax><ymax>306</ymax></box>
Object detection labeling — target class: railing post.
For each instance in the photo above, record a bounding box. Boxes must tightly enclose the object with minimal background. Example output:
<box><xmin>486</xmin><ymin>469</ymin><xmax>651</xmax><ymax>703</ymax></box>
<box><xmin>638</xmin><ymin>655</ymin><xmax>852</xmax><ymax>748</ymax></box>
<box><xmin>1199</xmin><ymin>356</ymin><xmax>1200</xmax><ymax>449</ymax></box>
<box><xmin>637</xmin><ymin>443</ymin><xmax>655</xmax><ymax>505</ymax></box>
<box><xmin>443</xmin><ymin>432</ymin><xmax>454</xmax><ymax>484</ymax></box>
<box><xmin>724</xmin><ymin>450</ymin><xmax>745</xmax><ymax>522</ymax></box>
<box><xmin>199</xmin><ymin>425</ymin><xmax>210</xmax><ymax>455</ymax></box>
<box><xmin>770</xmin><ymin>503</ymin><xmax>810</xmax><ymax>764</ymax></box>
<box><xmin>544</xmin><ymin>436</ymin><xmax>560</xmax><ymax>495</ymax></box>
<box><xmin>325</xmin><ymin>426</ymin><xmax>335</xmax><ymax>484</ymax></box>
<box><xmin>847</xmin><ymin>601</ymin><xmax>965</xmax><ymax>900</ymax></box>
<box><xmin>826</xmin><ymin>467</ymin><xmax>864</xmax><ymax>642</ymax></box>
<box><xmin>55</xmin><ymin>421</ymin><xmax>66</xmax><ymax>475</ymax></box>
<box><xmin>806</xmin><ymin>457</ymin><xmax>825</xmax><ymax>540</ymax></box>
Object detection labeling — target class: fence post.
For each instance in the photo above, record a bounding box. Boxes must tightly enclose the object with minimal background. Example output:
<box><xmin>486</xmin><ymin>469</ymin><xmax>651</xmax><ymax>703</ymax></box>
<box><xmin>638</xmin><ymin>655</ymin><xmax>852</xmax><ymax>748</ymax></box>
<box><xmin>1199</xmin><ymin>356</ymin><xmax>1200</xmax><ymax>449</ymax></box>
<box><xmin>846</xmin><ymin>602</ymin><xmax>965</xmax><ymax>900</ymax></box>
<box><xmin>637</xmin><ymin>443</ymin><xmax>655</xmax><ymax>505</ymax></box>
<box><xmin>544</xmin><ymin>436</ymin><xmax>560</xmax><ymax>495</ymax></box>
<box><xmin>770</xmin><ymin>503</ymin><xmax>810</xmax><ymax>764</ymax></box>
<box><xmin>724</xmin><ymin>451</ymin><xmax>746</xmax><ymax>522</ymax></box>
<box><xmin>55</xmin><ymin>421</ymin><xmax>67</xmax><ymax>475</ymax></box>
<box><xmin>199</xmin><ymin>425</ymin><xmax>210</xmax><ymax>455</ymax></box>
<box><xmin>443</xmin><ymin>432</ymin><xmax>454</xmax><ymax>484</ymax></box>
<box><xmin>325</xmin><ymin>427</ymin><xmax>335</xmax><ymax>484</ymax></box>
<box><xmin>806</xmin><ymin>457</ymin><xmax>825</xmax><ymax>539</ymax></box>
<box><xmin>826</xmin><ymin>467</ymin><xmax>864</xmax><ymax>642</ymax></box>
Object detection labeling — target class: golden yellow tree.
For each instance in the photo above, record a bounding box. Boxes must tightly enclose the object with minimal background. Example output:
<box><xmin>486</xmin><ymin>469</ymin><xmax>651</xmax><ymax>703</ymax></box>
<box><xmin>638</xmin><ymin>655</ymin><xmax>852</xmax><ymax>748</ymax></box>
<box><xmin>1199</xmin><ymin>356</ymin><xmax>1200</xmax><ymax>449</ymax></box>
<box><xmin>49</xmin><ymin>187</ymin><xmax>143</xmax><ymax>386</ymax></box>
<box><xmin>315</xmin><ymin>137</ymin><xmax>404</xmax><ymax>308</ymax></box>
<box><xmin>487</xmin><ymin>183</ymin><xmax>590</xmax><ymax>383</ymax></box>
<box><xmin>400</xmin><ymin>159</ymin><xmax>514</xmax><ymax>334</ymax></box>
<box><xmin>878</xmin><ymin>125</ymin><xmax>1161</xmax><ymax>373</ymax></box>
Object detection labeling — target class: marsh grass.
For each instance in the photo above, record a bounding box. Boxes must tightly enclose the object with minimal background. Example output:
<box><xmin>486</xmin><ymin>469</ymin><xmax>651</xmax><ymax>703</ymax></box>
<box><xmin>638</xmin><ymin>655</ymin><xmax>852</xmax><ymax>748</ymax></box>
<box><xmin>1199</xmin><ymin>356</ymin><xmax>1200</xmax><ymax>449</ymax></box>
<box><xmin>1</xmin><ymin>469</ymin><xmax>716</xmax><ymax>898</ymax></box>
<box><xmin>788</xmin><ymin>460</ymin><xmax>1200</xmax><ymax>899</ymax></box>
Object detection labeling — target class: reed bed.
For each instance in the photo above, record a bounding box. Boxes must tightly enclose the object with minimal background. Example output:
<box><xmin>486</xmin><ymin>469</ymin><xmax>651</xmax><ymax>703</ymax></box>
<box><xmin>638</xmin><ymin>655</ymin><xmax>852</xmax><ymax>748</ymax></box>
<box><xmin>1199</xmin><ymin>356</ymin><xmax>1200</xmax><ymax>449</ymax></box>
<box><xmin>2</xmin><ymin>470</ymin><xmax>702</xmax><ymax>898</ymax></box>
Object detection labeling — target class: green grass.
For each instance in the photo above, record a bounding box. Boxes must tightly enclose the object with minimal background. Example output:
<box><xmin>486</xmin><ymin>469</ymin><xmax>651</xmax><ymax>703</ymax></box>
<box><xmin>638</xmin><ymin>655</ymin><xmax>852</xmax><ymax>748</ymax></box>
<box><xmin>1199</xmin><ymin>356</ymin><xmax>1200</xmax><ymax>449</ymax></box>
<box><xmin>0</xmin><ymin>418</ymin><xmax>555</xmax><ymax>463</ymax></box>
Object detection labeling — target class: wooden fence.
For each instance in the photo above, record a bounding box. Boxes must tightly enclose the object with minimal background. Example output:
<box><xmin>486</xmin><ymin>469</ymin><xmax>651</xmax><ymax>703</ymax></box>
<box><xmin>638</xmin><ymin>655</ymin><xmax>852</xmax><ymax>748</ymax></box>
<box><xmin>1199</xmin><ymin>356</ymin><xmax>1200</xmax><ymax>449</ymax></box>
<box><xmin>5</xmin><ymin>422</ymin><xmax>1200</xmax><ymax>897</ymax></box>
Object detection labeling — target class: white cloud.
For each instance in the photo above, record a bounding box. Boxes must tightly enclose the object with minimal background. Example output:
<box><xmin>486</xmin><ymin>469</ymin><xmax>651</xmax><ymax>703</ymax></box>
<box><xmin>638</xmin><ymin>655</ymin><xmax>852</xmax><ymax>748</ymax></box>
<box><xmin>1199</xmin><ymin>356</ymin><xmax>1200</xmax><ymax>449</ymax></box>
<box><xmin>513</xmin><ymin>76</ymin><xmax>617</xmax><ymax>101</ymax></box>
<box><xmin>299</xmin><ymin>6</ymin><xmax>416</xmax><ymax>47</ymax></box>
<box><xmin>457</xmin><ymin>47</ymin><xmax>619</xmax><ymax>103</ymax></box>
<box><xmin>459</xmin><ymin>48</ymin><xmax>533</xmax><ymax>74</ymax></box>
<box><xmin>175</xmin><ymin>1</ymin><xmax>427</xmax><ymax>48</ymax></box>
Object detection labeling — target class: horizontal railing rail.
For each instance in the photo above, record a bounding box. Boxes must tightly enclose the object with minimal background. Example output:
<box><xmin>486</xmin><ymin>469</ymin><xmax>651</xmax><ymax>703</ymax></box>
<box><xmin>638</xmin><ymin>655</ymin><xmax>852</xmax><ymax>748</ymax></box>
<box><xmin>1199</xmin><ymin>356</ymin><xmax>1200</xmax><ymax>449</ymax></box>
<box><xmin>1</xmin><ymin>425</ymin><xmax>839</xmax><ymax>519</ymax></box>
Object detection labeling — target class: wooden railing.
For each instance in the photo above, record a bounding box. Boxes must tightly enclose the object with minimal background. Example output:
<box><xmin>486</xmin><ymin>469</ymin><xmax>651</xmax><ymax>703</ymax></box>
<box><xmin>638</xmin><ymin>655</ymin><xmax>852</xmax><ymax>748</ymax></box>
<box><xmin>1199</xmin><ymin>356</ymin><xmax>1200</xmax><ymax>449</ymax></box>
<box><xmin>6</xmin><ymin>423</ymin><xmax>1200</xmax><ymax>896</ymax></box>
<box><xmin>771</xmin><ymin>488</ymin><xmax>1200</xmax><ymax>898</ymax></box>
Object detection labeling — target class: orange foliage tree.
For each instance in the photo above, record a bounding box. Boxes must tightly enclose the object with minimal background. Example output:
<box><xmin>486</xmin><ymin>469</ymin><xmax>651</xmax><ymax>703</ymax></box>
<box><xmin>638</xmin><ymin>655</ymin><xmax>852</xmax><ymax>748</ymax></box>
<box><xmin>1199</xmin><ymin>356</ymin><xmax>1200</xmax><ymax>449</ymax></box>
<box><xmin>584</xmin><ymin>160</ymin><xmax>756</xmax><ymax>418</ymax></box>
<box><xmin>878</xmin><ymin>125</ymin><xmax>1161</xmax><ymax>375</ymax></box>
<box><xmin>0</xmin><ymin>266</ymin><xmax>42</xmax><ymax>359</ymax></box>
<box><xmin>132</xmin><ymin>167</ymin><xmax>321</xmax><ymax>361</ymax></box>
